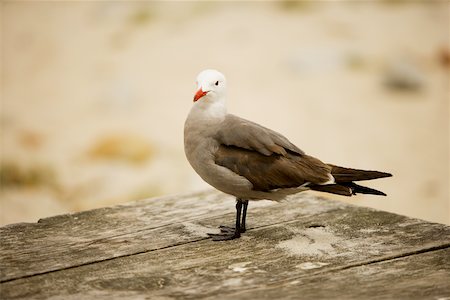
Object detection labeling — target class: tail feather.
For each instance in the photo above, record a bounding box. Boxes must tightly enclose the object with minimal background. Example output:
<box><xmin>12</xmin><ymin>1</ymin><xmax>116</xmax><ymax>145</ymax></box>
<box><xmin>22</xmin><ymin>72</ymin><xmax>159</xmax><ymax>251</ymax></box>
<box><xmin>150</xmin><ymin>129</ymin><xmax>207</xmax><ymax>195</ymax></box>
<box><xmin>329</xmin><ymin>164</ymin><xmax>392</xmax><ymax>182</ymax></box>
<box><xmin>310</xmin><ymin>165</ymin><xmax>391</xmax><ymax>197</ymax></box>
<box><xmin>310</xmin><ymin>182</ymin><xmax>387</xmax><ymax>197</ymax></box>
<box><xmin>342</xmin><ymin>182</ymin><xmax>387</xmax><ymax>196</ymax></box>
<box><xmin>309</xmin><ymin>184</ymin><xmax>352</xmax><ymax>196</ymax></box>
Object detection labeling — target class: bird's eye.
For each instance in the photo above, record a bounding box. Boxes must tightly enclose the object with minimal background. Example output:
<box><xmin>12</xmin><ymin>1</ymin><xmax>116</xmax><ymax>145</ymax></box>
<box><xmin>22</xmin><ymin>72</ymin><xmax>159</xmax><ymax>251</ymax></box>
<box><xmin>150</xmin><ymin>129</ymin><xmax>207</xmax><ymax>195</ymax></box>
<box><xmin>215</xmin><ymin>81</ymin><xmax>219</xmax><ymax>86</ymax></box>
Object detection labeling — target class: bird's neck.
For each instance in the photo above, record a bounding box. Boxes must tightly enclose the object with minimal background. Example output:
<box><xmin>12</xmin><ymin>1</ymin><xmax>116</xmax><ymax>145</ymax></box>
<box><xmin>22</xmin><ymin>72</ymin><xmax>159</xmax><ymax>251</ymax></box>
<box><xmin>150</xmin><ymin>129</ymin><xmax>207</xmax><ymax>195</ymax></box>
<box><xmin>188</xmin><ymin>97</ymin><xmax>227</xmax><ymax>122</ymax></box>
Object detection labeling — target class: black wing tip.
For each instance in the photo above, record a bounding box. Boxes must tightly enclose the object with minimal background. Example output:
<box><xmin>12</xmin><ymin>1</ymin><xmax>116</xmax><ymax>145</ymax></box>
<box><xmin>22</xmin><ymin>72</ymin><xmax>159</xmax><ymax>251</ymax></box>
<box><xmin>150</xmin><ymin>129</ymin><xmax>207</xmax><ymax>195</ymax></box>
<box><xmin>347</xmin><ymin>182</ymin><xmax>388</xmax><ymax>196</ymax></box>
<box><xmin>359</xmin><ymin>190</ymin><xmax>387</xmax><ymax>196</ymax></box>
<box><xmin>381</xmin><ymin>172</ymin><xmax>393</xmax><ymax>178</ymax></box>
<box><xmin>310</xmin><ymin>183</ymin><xmax>388</xmax><ymax>197</ymax></box>
<box><xmin>364</xmin><ymin>171</ymin><xmax>392</xmax><ymax>180</ymax></box>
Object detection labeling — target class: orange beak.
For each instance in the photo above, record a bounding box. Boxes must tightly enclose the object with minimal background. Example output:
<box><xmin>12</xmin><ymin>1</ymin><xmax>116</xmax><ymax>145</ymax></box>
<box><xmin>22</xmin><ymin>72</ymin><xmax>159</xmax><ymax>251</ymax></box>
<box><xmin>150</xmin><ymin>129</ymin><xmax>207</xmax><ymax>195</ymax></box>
<box><xmin>193</xmin><ymin>88</ymin><xmax>208</xmax><ymax>102</ymax></box>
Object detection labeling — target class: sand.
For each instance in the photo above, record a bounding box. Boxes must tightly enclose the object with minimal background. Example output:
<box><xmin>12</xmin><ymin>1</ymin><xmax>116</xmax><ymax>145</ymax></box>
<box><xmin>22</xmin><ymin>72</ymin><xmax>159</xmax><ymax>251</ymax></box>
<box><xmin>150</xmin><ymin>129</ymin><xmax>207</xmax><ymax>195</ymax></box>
<box><xmin>1</xmin><ymin>2</ymin><xmax>449</xmax><ymax>225</ymax></box>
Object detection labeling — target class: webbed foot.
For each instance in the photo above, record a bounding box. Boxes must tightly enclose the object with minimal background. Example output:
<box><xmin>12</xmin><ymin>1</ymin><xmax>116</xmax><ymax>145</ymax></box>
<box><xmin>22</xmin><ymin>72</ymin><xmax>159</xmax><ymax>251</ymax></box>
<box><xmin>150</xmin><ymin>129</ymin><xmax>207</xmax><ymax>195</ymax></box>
<box><xmin>207</xmin><ymin>226</ymin><xmax>241</xmax><ymax>241</ymax></box>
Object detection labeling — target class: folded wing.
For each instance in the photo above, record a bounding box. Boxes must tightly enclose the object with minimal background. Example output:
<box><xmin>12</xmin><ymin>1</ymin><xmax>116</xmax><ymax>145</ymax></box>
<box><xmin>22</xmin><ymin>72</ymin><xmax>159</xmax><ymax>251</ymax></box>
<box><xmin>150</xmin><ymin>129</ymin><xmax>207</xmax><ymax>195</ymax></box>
<box><xmin>216</xmin><ymin>114</ymin><xmax>304</xmax><ymax>156</ymax></box>
<box><xmin>214</xmin><ymin>145</ymin><xmax>332</xmax><ymax>192</ymax></box>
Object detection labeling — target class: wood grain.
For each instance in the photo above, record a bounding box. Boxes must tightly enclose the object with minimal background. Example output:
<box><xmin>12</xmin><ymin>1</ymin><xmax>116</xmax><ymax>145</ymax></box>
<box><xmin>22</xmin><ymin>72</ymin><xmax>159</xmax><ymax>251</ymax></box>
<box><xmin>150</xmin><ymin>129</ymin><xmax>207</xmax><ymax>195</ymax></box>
<box><xmin>0</xmin><ymin>191</ymin><xmax>340</xmax><ymax>281</ymax></box>
<box><xmin>1</xmin><ymin>190</ymin><xmax>449</xmax><ymax>299</ymax></box>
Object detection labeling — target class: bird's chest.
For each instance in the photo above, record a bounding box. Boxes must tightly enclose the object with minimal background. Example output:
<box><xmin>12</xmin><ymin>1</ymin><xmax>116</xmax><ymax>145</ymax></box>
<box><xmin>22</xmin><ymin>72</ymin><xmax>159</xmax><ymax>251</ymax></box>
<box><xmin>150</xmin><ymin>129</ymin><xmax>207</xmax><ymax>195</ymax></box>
<box><xmin>184</xmin><ymin>135</ymin><xmax>218</xmax><ymax>169</ymax></box>
<box><xmin>184</xmin><ymin>121</ymin><xmax>219</xmax><ymax>167</ymax></box>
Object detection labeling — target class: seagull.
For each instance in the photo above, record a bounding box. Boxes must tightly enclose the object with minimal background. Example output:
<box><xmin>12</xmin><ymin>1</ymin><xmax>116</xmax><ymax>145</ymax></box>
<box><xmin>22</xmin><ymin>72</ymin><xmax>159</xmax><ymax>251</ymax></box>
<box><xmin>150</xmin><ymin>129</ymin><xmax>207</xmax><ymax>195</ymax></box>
<box><xmin>184</xmin><ymin>69</ymin><xmax>392</xmax><ymax>241</ymax></box>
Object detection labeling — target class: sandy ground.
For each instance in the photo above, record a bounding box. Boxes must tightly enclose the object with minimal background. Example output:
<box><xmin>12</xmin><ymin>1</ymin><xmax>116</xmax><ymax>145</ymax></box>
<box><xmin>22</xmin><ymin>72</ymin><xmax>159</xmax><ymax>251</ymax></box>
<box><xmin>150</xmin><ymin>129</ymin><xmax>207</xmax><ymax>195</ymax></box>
<box><xmin>1</xmin><ymin>2</ymin><xmax>449</xmax><ymax>225</ymax></box>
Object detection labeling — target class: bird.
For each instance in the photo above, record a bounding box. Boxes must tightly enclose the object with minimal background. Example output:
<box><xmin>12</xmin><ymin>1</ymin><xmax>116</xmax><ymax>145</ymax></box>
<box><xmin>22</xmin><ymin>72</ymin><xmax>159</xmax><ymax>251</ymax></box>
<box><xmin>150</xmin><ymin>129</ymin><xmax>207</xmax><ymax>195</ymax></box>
<box><xmin>184</xmin><ymin>69</ymin><xmax>392</xmax><ymax>241</ymax></box>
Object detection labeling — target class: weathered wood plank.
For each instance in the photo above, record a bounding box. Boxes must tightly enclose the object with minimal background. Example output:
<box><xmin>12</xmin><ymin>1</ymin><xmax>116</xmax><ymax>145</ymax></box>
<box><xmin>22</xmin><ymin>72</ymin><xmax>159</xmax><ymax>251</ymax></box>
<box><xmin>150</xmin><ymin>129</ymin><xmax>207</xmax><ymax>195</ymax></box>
<box><xmin>2</xmin><ymin>189</ymin><xmax>448</xmax><ymax>284</ymax></box>
<box><xmin>2</xmin><ymin>248</ymin><xmax>449</xmax><ymax>300</ymax></box>
<box><xmin>1</xmin><ymin>198</ymin><xmax>449</xmax><ymax>299</ymax></box>
<box><xmin>0</xmin><ymin>191</ymin><xmax>343</xmax><ymax>281</ymax></box>
<box><xmin>215</xmin><ymin>248</ymin><xmax>450</xmax><ymax>300</ymax></box>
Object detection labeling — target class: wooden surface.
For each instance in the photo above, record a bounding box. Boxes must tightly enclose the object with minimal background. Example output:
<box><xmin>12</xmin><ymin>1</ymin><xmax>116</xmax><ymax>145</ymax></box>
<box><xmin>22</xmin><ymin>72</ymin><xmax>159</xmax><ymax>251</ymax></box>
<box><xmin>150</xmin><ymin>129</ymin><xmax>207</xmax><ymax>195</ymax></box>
<box><xmin>1</xmin><ymin>190</ymin><xmax>449</xmax><ymax>299</ymax></box>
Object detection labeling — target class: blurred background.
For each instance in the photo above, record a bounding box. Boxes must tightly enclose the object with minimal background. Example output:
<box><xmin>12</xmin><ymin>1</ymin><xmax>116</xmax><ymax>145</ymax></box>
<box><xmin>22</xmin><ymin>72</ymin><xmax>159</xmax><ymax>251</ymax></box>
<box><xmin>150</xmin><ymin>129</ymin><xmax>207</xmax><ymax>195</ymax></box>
<box><xmin>1</xmin><ymin>1</ymin><xmax>448</xmax><ymax>226</ymax></box>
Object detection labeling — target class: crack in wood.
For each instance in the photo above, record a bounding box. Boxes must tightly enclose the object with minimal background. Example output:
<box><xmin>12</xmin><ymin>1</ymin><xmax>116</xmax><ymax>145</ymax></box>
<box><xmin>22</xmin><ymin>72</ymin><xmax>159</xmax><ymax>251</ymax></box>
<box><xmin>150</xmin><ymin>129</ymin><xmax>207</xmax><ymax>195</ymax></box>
<box><xmin>2</xmin><ymin>191</ymin><xmax>449</xmax><ymax>299</ymax></box>
<box><xmin>0</xmin><ymin>208</ymin><xmax>334</xmax><ymax>283</ymax></box>
<box><xmin>0</xmin><ymin>237</ymin><xmax>210</xmax><ymax>284</ymax></box>
<box><xmin>2</xmin><ymin>222</ymin><xmax>448</xmax><ymax>285</ymax></box>
<box><xmin>213</xmin><ymin>247</ymin><xmax>450</xmax><ymax>299</ymax></box>
<box><xmin>272</xmin><ymin>243</ymin><xmax>450</xmax><ymax>289</ymax></box>
<box><xmin>336</xmin><ymin>242</ymin><xmax>450</xmax><ymax>271</ymax></box>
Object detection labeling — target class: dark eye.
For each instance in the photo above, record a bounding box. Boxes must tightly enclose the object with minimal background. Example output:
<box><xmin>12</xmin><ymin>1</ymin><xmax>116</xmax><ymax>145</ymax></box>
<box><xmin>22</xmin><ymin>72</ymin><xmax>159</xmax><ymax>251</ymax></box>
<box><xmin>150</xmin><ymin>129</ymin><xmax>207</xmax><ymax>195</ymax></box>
<box><xmin>215</xmin><ymin>81</ymin><xmax>219</xmax><ymax>86</ymax></box>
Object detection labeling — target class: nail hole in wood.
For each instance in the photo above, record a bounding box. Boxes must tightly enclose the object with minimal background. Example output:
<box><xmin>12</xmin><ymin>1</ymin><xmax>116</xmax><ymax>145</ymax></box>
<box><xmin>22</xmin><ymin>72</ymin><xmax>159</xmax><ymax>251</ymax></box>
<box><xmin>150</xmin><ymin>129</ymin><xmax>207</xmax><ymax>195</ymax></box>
<box><xmin>308</xmin><ymin>224</ymin><xmax>326</xmax><ymax>228</ymax></box>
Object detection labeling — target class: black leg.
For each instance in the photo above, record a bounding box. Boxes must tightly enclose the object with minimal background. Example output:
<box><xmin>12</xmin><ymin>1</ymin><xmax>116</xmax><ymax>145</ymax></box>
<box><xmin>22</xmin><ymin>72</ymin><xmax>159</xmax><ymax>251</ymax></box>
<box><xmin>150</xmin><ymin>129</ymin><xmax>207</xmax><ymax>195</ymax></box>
<box><xmin>235</xmin><ymin>199</ymin><xmax>242</xmax><ymax>233</ymax></box>
<box><xmin>240</xmin><ymin>199</ymin><xmax>249</xmax><ymax>233</ymax></box>
<box><xmin>208</xmin><ymin>198</ymin><xmax>246</xmax><ymax>241</ymax></box>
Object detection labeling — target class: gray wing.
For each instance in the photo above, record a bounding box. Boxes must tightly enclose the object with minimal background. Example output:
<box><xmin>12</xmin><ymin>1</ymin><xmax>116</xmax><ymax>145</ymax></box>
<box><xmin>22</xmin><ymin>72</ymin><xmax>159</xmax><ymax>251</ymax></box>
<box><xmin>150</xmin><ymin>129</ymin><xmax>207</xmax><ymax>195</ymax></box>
<box><xmin>215</xmin><ymin>145</ymin><xmax>332</xmax><ymax>192</ymax></box>
<box><xmin>214</xmin><ymin>115</ymin><xmax>331</xmax><ymax>191</ymax></box>
<box><xmin>216</xmin><ymin>114</ymin><xmax>304</xmax><ymax>156</ymax></box>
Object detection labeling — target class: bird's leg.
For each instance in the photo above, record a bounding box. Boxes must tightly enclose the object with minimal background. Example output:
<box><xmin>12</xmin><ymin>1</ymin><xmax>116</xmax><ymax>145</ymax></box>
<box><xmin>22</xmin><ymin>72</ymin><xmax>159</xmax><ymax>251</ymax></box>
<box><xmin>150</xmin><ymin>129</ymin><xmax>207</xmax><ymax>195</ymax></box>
<box><xmin>240</xmin><ymin>199</ymin><xmax>249</xmax><ymax>233</ymax></box>
<box><xmin>218</xmin><ymin>199</ymin><xmax>249</xmax><ymax>233</ymax></box>
<box><xmin>208</xmin><ymin>198</ymin><xmax>244</xmax><ymax>241</ymax></box>
<box><xmin>218</xmin><ymin>199</ymin><xmax>247</xmax><ymax>233</ymax></box>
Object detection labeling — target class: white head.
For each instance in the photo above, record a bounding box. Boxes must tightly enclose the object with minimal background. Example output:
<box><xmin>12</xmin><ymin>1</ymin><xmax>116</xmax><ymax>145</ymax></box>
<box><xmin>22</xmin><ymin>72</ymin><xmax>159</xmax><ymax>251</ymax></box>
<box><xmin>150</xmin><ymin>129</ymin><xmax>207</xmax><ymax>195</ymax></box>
<box><xmin>193</xmin><ymin>69</ymin><xmax>227</xmax><ymax>103</ymax></box>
